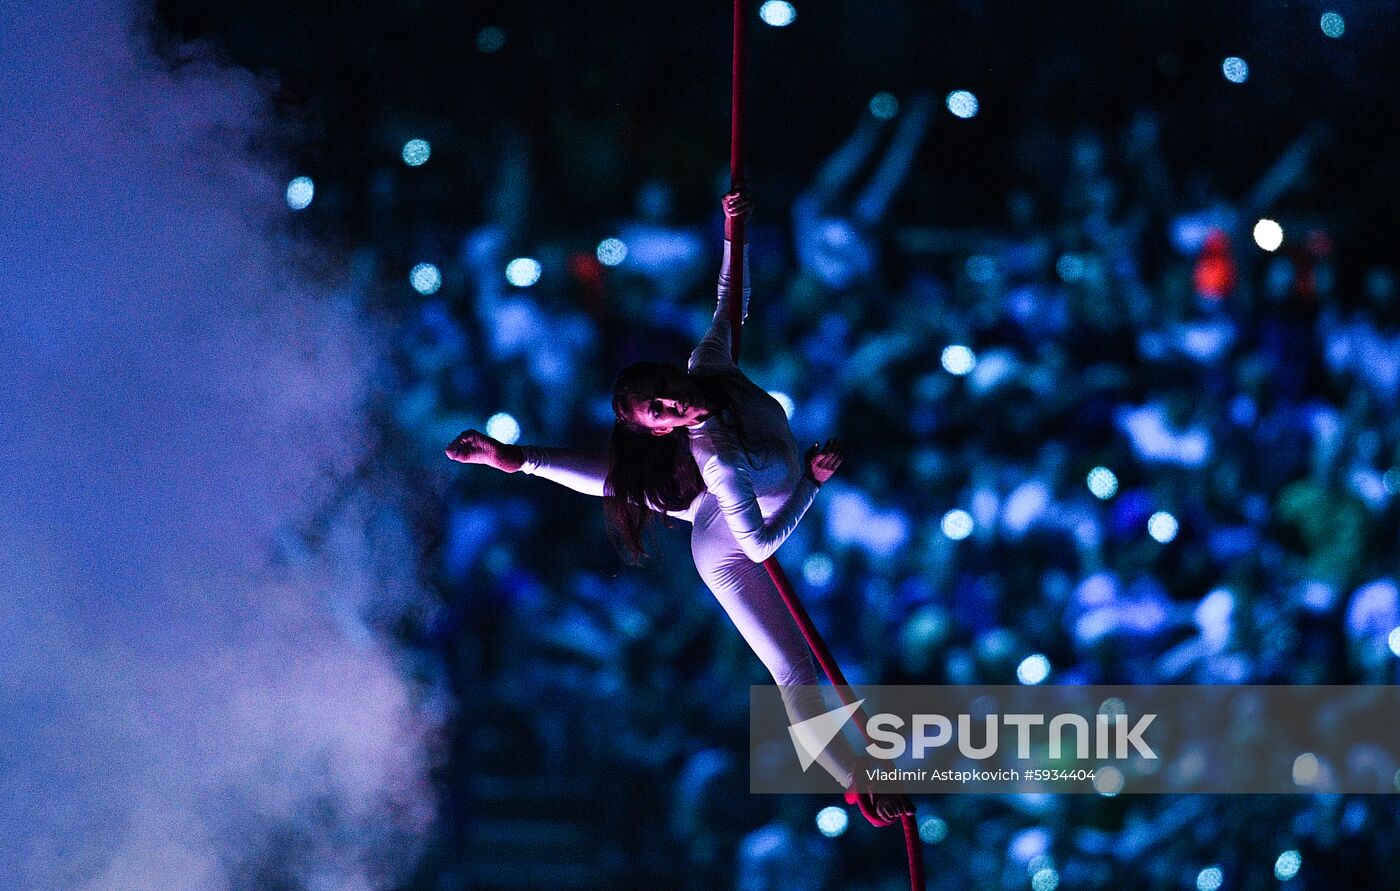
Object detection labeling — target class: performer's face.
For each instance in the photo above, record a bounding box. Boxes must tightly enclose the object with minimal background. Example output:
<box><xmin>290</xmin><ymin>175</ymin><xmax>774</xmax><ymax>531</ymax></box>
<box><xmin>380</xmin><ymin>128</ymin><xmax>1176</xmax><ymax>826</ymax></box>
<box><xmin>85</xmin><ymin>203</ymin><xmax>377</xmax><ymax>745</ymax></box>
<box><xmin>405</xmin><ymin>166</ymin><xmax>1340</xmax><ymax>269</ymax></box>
<box><xmin>613</xmin><ymin>362</ymin><xmax>711</xmax><ymax>436</ymax></box>
<box><xmin>629</xmin><ymin>393</ymin><xmax>710</xmax><ymax>436</ymax></box>
<box><xmin>622</xmin><ymin>367</ymin><xmax>710</xmax><ymax>436</ymax></box>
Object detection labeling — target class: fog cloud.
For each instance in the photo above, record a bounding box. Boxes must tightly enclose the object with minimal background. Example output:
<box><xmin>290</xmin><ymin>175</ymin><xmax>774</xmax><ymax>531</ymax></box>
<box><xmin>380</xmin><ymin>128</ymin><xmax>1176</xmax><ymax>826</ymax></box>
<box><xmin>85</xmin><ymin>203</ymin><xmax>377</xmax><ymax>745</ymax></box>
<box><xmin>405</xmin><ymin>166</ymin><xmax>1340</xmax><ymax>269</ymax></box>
<box><xmin>0</xmin><ymin>2</ymin><xmax>437</xmax><ymax>888</ymax></box>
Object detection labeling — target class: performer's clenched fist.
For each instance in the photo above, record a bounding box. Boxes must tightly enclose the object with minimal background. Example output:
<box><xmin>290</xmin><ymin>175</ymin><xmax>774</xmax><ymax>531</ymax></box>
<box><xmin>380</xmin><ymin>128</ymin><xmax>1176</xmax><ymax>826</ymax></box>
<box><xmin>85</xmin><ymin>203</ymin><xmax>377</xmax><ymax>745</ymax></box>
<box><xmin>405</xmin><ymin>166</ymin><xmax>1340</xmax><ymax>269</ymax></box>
<box><xmin>445</xmin><ymin>429</ymin><xmax>524</xmax><ymax>473</ymax></box>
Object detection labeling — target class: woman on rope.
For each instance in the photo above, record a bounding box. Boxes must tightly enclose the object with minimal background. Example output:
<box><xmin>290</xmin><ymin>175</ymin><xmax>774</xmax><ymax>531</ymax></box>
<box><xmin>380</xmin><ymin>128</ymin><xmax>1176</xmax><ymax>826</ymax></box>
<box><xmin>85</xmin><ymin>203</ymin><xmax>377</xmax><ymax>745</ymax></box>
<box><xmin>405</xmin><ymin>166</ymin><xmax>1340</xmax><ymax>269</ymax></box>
<box><xmin>447</xmin><ymin>186</ymin><xmax>913</xmax><ymax>824</ymax></box>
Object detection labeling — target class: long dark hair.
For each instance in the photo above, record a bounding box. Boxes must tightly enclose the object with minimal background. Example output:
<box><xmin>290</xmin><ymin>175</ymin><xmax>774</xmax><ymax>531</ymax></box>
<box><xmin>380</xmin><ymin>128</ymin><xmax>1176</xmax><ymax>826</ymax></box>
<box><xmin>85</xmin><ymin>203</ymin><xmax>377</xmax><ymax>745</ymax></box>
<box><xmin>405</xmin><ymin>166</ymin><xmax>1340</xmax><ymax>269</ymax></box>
<box><xmin>603</xmin><ymin>361</ymin><xmax>760</xmax><ymax>563</ymax></box>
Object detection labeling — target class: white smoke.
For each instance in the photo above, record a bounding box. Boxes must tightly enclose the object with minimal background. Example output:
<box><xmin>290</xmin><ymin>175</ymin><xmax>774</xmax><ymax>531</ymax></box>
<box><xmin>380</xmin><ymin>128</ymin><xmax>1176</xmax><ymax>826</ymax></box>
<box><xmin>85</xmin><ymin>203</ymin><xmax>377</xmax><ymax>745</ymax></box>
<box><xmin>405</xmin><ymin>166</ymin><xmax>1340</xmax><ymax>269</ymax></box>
<box><xmin>0</xmin><ymin>2</ymin><xmax>439</xmax><ymax>889</ymax></box>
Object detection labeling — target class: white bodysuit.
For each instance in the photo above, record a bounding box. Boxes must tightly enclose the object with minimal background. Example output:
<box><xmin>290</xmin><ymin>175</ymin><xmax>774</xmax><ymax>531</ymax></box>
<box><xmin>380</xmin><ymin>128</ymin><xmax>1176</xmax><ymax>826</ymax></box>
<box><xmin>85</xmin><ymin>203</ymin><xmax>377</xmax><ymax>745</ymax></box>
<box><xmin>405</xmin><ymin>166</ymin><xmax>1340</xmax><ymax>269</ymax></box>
<box><xmin>518</xmin><ymin>240</ymin><xmax>856</xmax><ymax>788</ymax></box>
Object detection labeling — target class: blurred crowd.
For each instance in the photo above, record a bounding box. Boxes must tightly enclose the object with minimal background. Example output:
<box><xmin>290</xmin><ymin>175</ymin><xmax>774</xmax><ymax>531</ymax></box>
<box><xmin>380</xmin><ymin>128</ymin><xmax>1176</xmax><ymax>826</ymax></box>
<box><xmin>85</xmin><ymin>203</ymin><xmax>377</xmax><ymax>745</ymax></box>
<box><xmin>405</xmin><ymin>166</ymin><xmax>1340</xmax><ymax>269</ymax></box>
<box><xmin>384</xmin><ymin>96</ymin><xmax>1400</xmax><ymax>890</ymax></box>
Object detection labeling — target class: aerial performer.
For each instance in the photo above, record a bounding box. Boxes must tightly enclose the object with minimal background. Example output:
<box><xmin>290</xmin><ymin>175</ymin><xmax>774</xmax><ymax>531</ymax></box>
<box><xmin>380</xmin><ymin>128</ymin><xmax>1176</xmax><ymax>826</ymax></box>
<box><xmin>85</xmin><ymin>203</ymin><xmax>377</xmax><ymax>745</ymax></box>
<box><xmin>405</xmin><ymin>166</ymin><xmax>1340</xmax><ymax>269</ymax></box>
<box><xmin>446</xmin><ymin>186</ymin><xmax>915</xmax><ymax>827</ymax></box>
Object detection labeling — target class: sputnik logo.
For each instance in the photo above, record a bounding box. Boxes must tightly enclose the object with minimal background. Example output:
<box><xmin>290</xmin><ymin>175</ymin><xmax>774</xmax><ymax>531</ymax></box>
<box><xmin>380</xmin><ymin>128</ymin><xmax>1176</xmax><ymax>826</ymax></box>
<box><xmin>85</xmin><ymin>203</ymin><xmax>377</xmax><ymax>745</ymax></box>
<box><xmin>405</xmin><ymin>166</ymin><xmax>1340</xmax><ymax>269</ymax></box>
<box><xmin>787</xmin><ymin>699</ymin><xmax>864</xmax><ymax>773</ymax></box>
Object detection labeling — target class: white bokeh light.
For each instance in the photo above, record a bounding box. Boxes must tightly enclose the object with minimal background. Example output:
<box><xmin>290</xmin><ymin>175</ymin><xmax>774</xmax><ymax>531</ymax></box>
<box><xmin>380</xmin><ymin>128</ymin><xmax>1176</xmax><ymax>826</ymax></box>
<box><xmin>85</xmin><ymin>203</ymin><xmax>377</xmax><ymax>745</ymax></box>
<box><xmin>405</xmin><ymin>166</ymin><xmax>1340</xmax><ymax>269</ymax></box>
<box><xmin>1320</xmin><ymin>12</ymin><xmax>1345</xmax><ymax>38</ymax></box>
<box><xmin>1086</xmin><ymin>466</ymin><xmax>1118</xmax><ymax>499</ymax></box>
<box><xmin>1017</xmin><ymin>654</ymin><xmax>1050</xmax><ymax>685</ymax></box>
<box><xmin>1031</xmin><ymin>867</ymin><xmax>1060</xmax><ymax>891</ymax></box>
<box><xmin>285</xmin><ymin>176</ymin><xmax>314</xmax><ymax>211</ymax></box>
<box><xmin>1093</xmin><ymin>765</ymin><xmax>1124</xmax><ymax>796</ymax></box>
<box><xmin>941</xmin><ymin>345</ymin><xmax>976</xmax><ymax>375</ymax></box>
<box><xmin>769</xmin><ymin>391</ymin><xmax>795</xmax><ymax>419</ymax></box>
<box><xmin>485</xmin><ymin>412</ymin><xmax>521</xmax><ymax>445</ymax></box>
<box><xmin>1147</xmin><ymin>511</ymin><xmax>1178</xmax><ymax>543</ymax></box>
<box><xmin>1275</xmin><ymin>849</ymin><xmax>1302</xmax><ymax>881</ymax></box>
<box><xmin>946</xmin><ymin>90</ymin><xmax>978</xmax><ymax>118</ymax></box>
<box><xmin>815</xmin><ymin>805</ymin><xmax>848</xmax><ymax>837</ymax></box>
<box><xmin>869</xmin><ymin>92</ymin><xmax>899</xmax><ymax>120</ymax></box>
<box><xmin>401</xmin><ymin>138</ymin><xmax>431</xmax><ymax>167</ymax></box>
<box><xmin>1222</xmin><ymin>57</ymin><xmax>1249</xmax><ymax>83</ymax></box>
<box><xmin>759</xmin><ymin>1</ymin><xmax>797</xmax><ymax>27</ymax></box>
<box><xmin>1196</xmin><ymin>866</ymin><xmax>1223</xmax><ymax>891</ymax></box>
<box><xmin>802</xmin><ymin>553</ymin><xmax>834</xmax><ymax>587</ymax></box>
<box><xmin>595</xmin><ymin>237</ymin><xmax>628</xmax><ymax>267</ymax></box>
<box><xmin>1253</xmin><ymin>218</ymin><xmax>1284</xmax><ymax>251</ymax></box>
<box><xmin>505</xmin><ymin>257</ymin><xmax>542</xmax><ymax>287</ymax></box>
<box><xmin>1293</xmin><ymin>752</ymin><xmax>1320</xmax><ymax>785</ymax></box>
<box><xmin>941</xmin><ymin>509</ymin><xmax>974</xmax><ymax>541</ymax></box>
<box><xmin>409</xmin><ymin>262</ymin><xmax>441</xmax><ymax>295</ymax></box>
<box><xmin>1388</xmin><ymin>627</ymin><xmax>1400</xmax><ymax>657</ymax></box>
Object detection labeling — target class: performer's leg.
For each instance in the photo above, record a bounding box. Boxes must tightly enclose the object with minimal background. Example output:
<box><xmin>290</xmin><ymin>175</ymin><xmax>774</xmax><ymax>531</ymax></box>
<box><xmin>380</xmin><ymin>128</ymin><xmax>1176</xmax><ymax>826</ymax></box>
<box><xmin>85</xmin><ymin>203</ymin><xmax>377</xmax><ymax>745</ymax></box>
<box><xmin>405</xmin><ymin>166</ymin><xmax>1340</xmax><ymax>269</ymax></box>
<box><xmin>691</xmin><ymin>497</ymin><xmax>857</xmax><ymax>788</ymax></box>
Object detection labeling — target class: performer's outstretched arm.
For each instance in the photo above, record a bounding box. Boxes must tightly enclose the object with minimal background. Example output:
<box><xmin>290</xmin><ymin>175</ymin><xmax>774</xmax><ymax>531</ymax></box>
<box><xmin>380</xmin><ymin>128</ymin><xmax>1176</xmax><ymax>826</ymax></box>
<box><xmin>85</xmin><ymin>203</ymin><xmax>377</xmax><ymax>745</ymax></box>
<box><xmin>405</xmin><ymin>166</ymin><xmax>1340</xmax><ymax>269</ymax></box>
<box><xmin>447</xmin><ymin>430</ymin><xmax>601</xmax><ymax>496</ymax></box>
<box><xmin>446</xmin><ymin>430</ymin><xmax>696</xmax><ymax>520</ymax></box>
<box><xmin>518</xmin><ymin>446</ymin><xmax>609</xmax><ymax>497</ymax></box>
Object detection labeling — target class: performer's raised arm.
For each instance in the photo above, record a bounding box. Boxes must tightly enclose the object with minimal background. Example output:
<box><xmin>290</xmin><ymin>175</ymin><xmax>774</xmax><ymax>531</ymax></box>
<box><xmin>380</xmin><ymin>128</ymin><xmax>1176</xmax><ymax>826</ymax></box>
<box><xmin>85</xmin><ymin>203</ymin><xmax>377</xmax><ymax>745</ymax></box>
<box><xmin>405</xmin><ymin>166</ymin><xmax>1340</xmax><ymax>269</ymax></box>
<box><xmin>689</xmin><ymin>188</ymin><xmax>753</xmax><ymax>373</ymax></box>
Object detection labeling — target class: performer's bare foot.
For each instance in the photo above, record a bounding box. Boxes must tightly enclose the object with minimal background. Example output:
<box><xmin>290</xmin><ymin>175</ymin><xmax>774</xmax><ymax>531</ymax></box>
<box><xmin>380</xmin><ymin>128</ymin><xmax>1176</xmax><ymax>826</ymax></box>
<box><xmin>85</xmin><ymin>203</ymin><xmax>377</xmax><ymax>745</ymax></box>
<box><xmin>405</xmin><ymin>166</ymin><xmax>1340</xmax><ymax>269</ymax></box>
<box><xmin>854</xmin><ymin>790</ymin><xmax>915</xmax><ymax>826</ymax></box>
<box><xmin>875</xmin><ymin>792</ymin><xmax>915</xmax><ymax>823</ymax></box>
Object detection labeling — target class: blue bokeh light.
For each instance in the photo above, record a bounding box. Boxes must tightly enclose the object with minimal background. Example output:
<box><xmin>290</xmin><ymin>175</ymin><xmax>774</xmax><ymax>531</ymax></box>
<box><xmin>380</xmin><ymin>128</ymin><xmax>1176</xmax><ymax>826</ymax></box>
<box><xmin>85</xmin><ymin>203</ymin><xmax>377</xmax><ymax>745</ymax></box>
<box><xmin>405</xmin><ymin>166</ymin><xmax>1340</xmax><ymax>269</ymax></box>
<box><xmin>1222</xmin><ymin>57</ymin><xmax>1249</xmax><ymax>84</ymax></box>
<box><xmin>1320</xmin><ymin>12</ymin><xmax>1345</xmax><ymax>38</ymax></box>
<box><xmin>1384</xmin><ymin>467</ymin><xmax>1400</xmax><ymax>494</ymax></box>
<box><xmin>869</xmin><ymin>92</ymin><xmax>899</xmax><ymax>120</ymax></box>
<box><xmin>402</xmin><ymin>138</ymin><xmax>431</xmax><ymax>166</ymax></box>
<box><xmin>476</xmin><ymin>26</ymin><xmax>507</xmax><ymax>53</ymax></box>
<box><xmin>1056</xmin><ymin>253</ymin><xmax>1085</xmax><ymax>282</ymax></box>
<box><xmin>918</xmin><ymin>816</ymin><xmax>948</xmax><ymax>843</ymax></box>
<box><xmin>965</xmin><ymin>254</ymin><xmax>996</xmax><ymax>283</ymax></box>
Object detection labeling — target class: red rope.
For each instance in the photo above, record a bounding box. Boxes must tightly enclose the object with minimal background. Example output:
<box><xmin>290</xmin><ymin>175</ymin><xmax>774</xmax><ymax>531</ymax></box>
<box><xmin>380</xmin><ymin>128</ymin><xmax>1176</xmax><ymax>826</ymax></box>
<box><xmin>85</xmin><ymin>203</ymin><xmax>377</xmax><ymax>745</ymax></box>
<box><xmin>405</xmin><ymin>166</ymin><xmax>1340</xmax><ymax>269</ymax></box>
<box><xmin>725</xmin><ymin>0</ymin><xmax>746</xmax><ymax>358</ymax></box>
<box><xmin>727</xmin><ymin>3</ymin><xmax>924</xmax><ymax>888</ymax></box>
